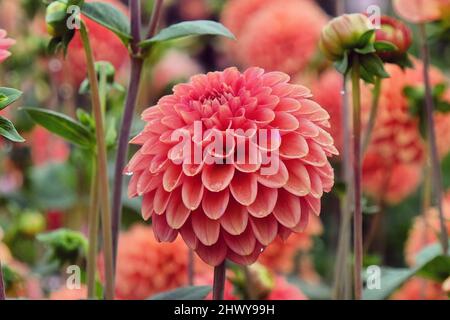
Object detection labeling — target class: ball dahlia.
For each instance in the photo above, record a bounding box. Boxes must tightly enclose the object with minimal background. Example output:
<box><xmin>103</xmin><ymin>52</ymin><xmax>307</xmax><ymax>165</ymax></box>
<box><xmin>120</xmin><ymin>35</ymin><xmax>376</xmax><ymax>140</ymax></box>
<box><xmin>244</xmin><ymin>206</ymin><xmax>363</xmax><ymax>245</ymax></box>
<box><xmin>362</xmin><ymin>61</ymin><xmax>450</xmax><ymax>204</ymax></box>
<box><xmin>405</xmin><ymin>192</ymin><xmax>450</xmax><ymax>266</ymax></box>
<box><xmin>221</xmin><ymin>0</ymin><xmax>328</xmax><ymax>76</ymax></box>
<box><xmin>98</xmin><ymin>224</ymin><xmax>208</xmax><ymax>300</ymax></box>
<box><xmin>126</xmin><ymin>67</ymin><xmax>337</xmax><ymax>267</ymax></box>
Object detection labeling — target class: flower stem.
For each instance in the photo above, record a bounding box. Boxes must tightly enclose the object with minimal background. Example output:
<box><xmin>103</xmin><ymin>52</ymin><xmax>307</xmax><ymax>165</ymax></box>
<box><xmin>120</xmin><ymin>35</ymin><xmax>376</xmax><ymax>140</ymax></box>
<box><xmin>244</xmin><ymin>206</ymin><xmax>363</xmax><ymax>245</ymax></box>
<box><xmin>0</xmin><ymin>260</ymin><xmax>5</xmax><ymax>300</ymax></box>
<box><xmin>111</xmin><ymin>0</ymin><xmax>165</xmax><ymax>272</ymax></box>
<box><xmin>212</xmin><ymin>261</ymin><xmax>226</xmax><ymax>300</ymax></box>
<box><xmin>351</xmin><ymin>54</ymin><xmax>363</xmax><ymax>300</ymax></box>
<box><xmin>419</xmin><ymin>23</ymin><xmax>448</xmax><ymax>254</ymax></box>
<box><xmin>80</xmin><ymin>22</ymin><xmax>114</xmax><ymax>300</ymax></box>
<box><xmin>87</xmin><ymin>158</ymin><xmax>100</xmax><ymax>299</ymax></box>
<box><xmin>362</xmin><ymin>76</ymin><xmax>381</xmax><ymax>155</ymax></box>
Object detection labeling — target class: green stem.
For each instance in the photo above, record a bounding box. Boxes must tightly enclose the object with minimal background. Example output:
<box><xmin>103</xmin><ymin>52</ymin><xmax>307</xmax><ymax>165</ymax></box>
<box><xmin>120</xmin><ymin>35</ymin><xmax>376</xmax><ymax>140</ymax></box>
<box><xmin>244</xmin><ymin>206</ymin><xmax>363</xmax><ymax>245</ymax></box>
<box><xmin>362</xmin><ymin>77</ymin><xmax>381</xmax><ymax>155</ymax></box>
<box><xmin>86</xmin><ymin>159</ymin><xmax>100</xmax><ymax>299</ymax></box>
<box><xmin>351</xmin><ymin>54</ymin><xmax>363</xmax><ymax>300</ymax></box>
<box><xmin>80</xmin><ymin>22</ymin><xmax>114</xmax><ymax>300</ymax></box>
<box><xmin>419</xmin><ymin>23</ymin><xmax>449</xmax><ymax>254</ymax></box>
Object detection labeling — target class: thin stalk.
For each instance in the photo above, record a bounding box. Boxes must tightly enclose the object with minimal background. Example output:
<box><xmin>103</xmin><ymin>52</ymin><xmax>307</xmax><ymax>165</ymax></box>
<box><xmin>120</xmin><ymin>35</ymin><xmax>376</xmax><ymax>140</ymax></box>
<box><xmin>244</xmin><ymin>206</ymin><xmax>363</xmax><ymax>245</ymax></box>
<box><xmin>0</xmin><ymin>260</ymin><xmax>5</xmax><ymax>300</ymax></box>
<box><xmin>86</xmin><ymin>160</ymin><xmax>100</xmax><ymax>299</ymax></box>
<box><xmin>362</xmin><ymin>77</ymin><xmax>381</xmax><ymax>155</ymax></box>
<box><xmin>212</xmin><ymin>261</ymin><xmax>226</xmax><ymax>300</ymax></box>
<box><xmin>351</xmin><ymin>54</ymin><xmax>363</xmax><ymax>300</ymax></box>
<box><xmin>111</xmin><ymin>0</ymin><xmax>165</xmax><ymax>271</ymax></box>
<box><xmin>333</xmin><ymin>75</ymin><xmax>353</xmax><ymax>300</ymax></box>
<box><xmin>419</xmin><ymin>24</ymin><xmax>448</xmax><ymax>254</ymax></box>
<box><xmin>80</xmin><ymin>23</ymin><xmax>114</xmax><ymax>300</ymax></box>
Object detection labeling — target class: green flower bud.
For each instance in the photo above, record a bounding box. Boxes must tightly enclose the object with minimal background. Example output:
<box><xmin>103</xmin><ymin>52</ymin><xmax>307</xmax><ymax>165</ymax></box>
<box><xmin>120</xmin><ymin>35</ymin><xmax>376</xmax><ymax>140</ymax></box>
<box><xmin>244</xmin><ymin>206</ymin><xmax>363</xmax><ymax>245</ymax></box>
<box><xmin>45</xmin><ymin>1</ymin><xmax>70</xmax><ymax>37</ymax></box>
<box><xmin>320</xmin><ymin>13</ymin><xmax>375</xmax><ymax>61</ymax></box>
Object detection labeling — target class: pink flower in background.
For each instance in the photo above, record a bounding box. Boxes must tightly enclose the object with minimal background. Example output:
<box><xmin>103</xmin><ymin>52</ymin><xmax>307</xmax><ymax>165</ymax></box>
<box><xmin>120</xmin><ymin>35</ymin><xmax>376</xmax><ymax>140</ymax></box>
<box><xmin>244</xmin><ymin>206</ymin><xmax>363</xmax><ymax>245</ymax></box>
<box><xmin>0</xmin><ymin>28</ymin><xmax>15</xmax><ymax>63</ymax></box>
<box><xmin>98</xmin><ymin>224</ymin><xmax>208</xmax><ymax>300</ymax></box>
<box><xmin>126</xmin><ymin>67</ymin><xmax>337</xmax><ymax>266</ymax></box>
<box><xmin>391</xmin><ymin>277</ymin><xmax>447</xmax><ymax>300</ymax></box>
<box><xmin>405</xmin><ymin>192</ymin><xmax>450</xmax><ymax>266</ymax></box>
<box><xmin>26</xmin><ymin>126</ymin><xmax>70</xmax><ymax>166</ymax></box>
<box><xmin>393</xmin><ymin>0</ymin><xmax>450</xmax><ymax>23</ymax></box>
<box><xmin>49</xmin><ymin>286</ymin><xmax>87</xmax><ymax>300</ymax></box>
<box><xmin>221</xmin><ymin>0</ymin><xmax>328</xmax><ymax>76</ymax></box>
<box><xmin>362</xmin><ymin>61</ymin><xmax>450</xmax><ymax>204</ymax></box>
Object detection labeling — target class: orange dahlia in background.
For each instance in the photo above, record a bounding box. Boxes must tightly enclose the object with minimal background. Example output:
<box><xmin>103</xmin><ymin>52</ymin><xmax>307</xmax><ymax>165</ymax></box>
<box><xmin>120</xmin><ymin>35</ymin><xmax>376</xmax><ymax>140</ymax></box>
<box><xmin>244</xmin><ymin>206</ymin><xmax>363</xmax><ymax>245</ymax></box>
<box><xmin>49</xmin><ymin>285</ymin><xmax>87</xmax><ymax>300</ymax></box>
<box><xmin>98</xmin><ymin>224</ymin><xmax>208</xmax><ymax>300</ymax></box>
<box><xmin>55</xmin><ymin>0</ymin><xmax>129</xmax><ymax>88</ymax></box>
<box><xmin>405</xmin><ymin>192</ymin><xmax>450</xmax><ymax>266</ymax></box>
<box><xmin>259</xmin><ymin>214</ymin><xmax>322</xmax><ymax>274</ymax></box>
<box><xmin>362</xmin><ymin>61</ymin><xmax>450</xmax><ymax>204</ymax></box>
<box><xmin>220</xmin><ymin>0</ymin><xmax>328</xmax><ymax>76</ymax></box>
<box><xmin>126</xmin><ymin>67</ymin><xmax>337</xmax><ymax>266</ymax></box>
<box><xmin>391</xmin><ymin>277</ymin><xmax>448</xmax><ymax>300</ymax></box>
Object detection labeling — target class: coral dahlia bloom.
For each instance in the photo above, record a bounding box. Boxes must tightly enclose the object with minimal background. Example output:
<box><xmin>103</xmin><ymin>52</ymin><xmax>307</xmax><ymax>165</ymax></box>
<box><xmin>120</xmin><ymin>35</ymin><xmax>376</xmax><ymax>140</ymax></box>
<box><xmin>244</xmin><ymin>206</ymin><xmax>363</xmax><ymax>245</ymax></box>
<box><xmin>126</xmin><ymin>67</ymin><xmax>337</xmax><ymax>266</ymax></box>
<box><xmin>98</xmin><ymin>224</ymin><xmax>208</xmax><ymax>299</ymax></box>
<box><xmin>0</xmin><ymin>28</ymin><xmax>15</xmax><ymax>63</ymax></box>
<box><xmin>221</xmin><ymin>0</ymin><xmax>328</xmax><ymax>75</ymax></box>
<box><xmin>405</xmin><ymin>192</ymin><xmax>450</xmax><ymax>266</ymax></box>
<box><xmin>391</xmin><ymin>277</ymin><xmax>448</xmax><ymax>300</ymax></box>
<box><xmin>362</xmin><ymin>61</ymin><xmax>450</xmax><ymax>204</ymax></box>
<box><xmin>393</xmin><ymin>0</ymin><xmax>450</xmax><ymax>23</ymax></box>
<box><xmin>58</xmin><ymin>0</ymin><xmax>129</xmax><ymax>87</ymax></box>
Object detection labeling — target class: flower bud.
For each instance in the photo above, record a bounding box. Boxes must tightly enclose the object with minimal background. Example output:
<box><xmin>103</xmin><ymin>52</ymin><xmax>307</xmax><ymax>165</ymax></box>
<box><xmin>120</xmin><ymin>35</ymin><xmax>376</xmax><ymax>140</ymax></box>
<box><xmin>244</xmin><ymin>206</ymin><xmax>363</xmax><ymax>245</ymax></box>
<box><xmin>375</xmin><ymin>16</ymin><xmax>412</xmax><ymax>62</ymax></box>
<box><xmin>45</xmin><ymin>1</ymin><xmax>69</xmax><ymax>37</ymax></box>
<box><xmin>320</xmin><ymin>13</ymin><xmax>375</xmax><ymax>61</ymax></box>
<box><xmin>18</xmin><ymin>211</ymin><xmax>46</xmax><ymax>236</ymax></box>
<box><xmin>246</xmin><ymin>264</ymin><xmax>275</xmax><ymax>299</ymax></box>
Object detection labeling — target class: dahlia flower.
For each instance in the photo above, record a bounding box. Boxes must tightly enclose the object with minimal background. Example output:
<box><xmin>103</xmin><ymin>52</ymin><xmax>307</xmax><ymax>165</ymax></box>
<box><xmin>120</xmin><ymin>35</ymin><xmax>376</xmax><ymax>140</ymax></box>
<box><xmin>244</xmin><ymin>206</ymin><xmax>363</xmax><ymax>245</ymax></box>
<box><xmin>98</xmin><ymin>224</ymin><xmax>208</xmax><ymax>300</ymax></box>
<box><xmin>221</xmin><ymin>0</ymin><xmax>328</xmax><ymax>75</ymax></box>
<box><xmin>362</xmin><ymin>61</ymin><xmax>450</xmax><ymax>204</ymax></box>
<box><xmin>393</xmin><ymin>0</ymin><xmax>450</xmax><ymax>24</ymax></box>
<box><xmin>57</xmin><ymin>0</ymin><xmax>129</xmax><ymax>87</ymax></box>
<box><xmin>49</xmin><ymin>285</ymin><xmax>87</xmax><ymax>300</ymax></box>
<box><xmin>405</xmin><ymin>192</ymin><xmax>450</xmax><ymax>266</ymax></box>
<box><xmin>259</xmin><ymin>214</ymin><xmax>322</xmax><ymax>273</ymax></box>
<box><xmin>391</xmin><ymin>277</ymin><xmax>448</xmax><ymax>300</ymax></box>
<box><xmin>0</xmin><ymin>28</ymin><xmax>15</xmax><ymax>63</ymax></box>
<box><xmin>126</xmin><ymin>67</ymin><xmax>337</xmax><ymax>266</ymax></box>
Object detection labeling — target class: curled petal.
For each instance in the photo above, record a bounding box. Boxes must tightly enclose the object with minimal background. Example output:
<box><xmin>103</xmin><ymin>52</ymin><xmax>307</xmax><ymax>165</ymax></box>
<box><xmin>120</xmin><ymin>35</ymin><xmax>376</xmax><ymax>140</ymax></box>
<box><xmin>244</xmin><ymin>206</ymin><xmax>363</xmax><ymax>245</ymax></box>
<box><xmin>248</xmin><ymin>185</ymin><xmax>278</xmax><ymax>218</ymax></box>
<box><xmin>223</xmin><ymin>226</ymin><xmax>256</xmax><ymax>256</ymax></box>
<box><xmin>249</xmin><ymin>215</ymin><xmax>278</xmax><ymax>246</ymax></box>
<box><xmin>196</xmin><ymin>237</ymin><xmax>227</xmax><ymax>267</ymax></box>
<box><xmin>230</xmin><ymin>172</ymin><xmax>258</xmax><ymax>206</ymax></box>
<box><xmin>220</xmin><ymin>199</ymin><xmax>248</xmax><ymax>235</ymax></box>
<box><xmin>202</xmin><ymin>163</ymin><xmax>235</xmax><ymax>192</ymax></box>
<box><xmin>182</xmin><ymin>175</ymin><xmax>204</xmax><ymax>210</ymax></box>
<box><xmin>279</xmin><ymin>132</ymin><xmax>309</xmax><ymax>159</ymax></box>
<box><xmin>166</xmin><ymin>188</ymin><xmax>191</xmax><ymax>229</ymax></box>
<box><xmin>227</xmin><ymin>242</ymin><xmax>264</xmax><ymax>265</ymax></box>
<box><xmin>191</xmin><ymin>211</ymin><xmax>221</xmax><ymax>246</ymax></box>
<box><xmin>257</xmin><ymin>159</ymin><xmax>289</xmax><ymax>188</ymax></box>
<box><xmin>202</xmin><ymin>189</ymin><xmax>230</xmax><ymax>220</ymax></box>
<box><xmin>284</xmin><ymin>160</ymin><xmax>311</xmax><ymax>196</ymax></box>
<box><xmin>153</xmin><ymin>186</ymin><xmax>172</xmax><ymax>214</ymax></box>
<box><xmin>163</xmin><ymin>163</ymin><xmax>183</xmax><ymax>192</ymax></box>
<box><xmin>179</xmin><ymin>217</ymin><xmax>198</xmax><ymax>250</ymax></box>
<box><xmin>152</xmin><ymin>213</ymin><xmax>178</xmax><ymax>242</ymax></box>
<box><xmin>273</xmin><ymin>189</ymin><xmax>301</xmax><ymax>228</ymax></box>
<box><xmin>270</xmin><ymin>112</ymin><xmax>299</xmax><ymax>131</ymax></box>
<box><xmin>142</xmin><ymin>190</ymin><xmax>155</xmax><ymax>221</ymax></box>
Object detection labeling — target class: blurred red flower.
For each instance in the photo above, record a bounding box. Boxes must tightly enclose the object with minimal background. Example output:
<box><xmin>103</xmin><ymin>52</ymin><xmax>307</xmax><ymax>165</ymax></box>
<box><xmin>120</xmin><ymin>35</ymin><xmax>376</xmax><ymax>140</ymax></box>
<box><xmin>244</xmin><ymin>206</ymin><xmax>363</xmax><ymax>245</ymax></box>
<box><xmin>392</xmin><ymin>277</ymin><xmax>447</xmax><ymax>300</ymax></box>
<box><xmin>49</xmin><ymin>285</ymin><xmax>87</xmax><ymax>300</ymax></box>
<box><xmin>126</xmin><ymin>67</ymin><xmax>337</xmax><ymax>266</ymax></box>
<box><xmin>221</xmin><ymin>0</ymin><xmax>328</xmax><ymax>76</ymax></box>
<box><xmin>393</xmin><ymin>0</ymin><xmax>450</xmax><ymax>23</ymax></box>
<box><xmin>0</xmin><ymin>28</ymin><xmax>15</xmax><ymax>63</ymax></box>
<box><xmin>98</xmin><ymin>224</ymin><xmax>208</xmax><ymax>300</ymax></box>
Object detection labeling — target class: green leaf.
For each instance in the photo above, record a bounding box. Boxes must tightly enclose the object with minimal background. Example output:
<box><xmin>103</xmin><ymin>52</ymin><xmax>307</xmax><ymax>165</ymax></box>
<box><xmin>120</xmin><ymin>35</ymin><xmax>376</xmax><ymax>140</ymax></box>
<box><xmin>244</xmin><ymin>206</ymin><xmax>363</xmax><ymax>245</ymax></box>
<box><xmin>363</xmin><ymin>242</ymin><xmax>450</xmax><ymax>300</ymax></box>
<box><xmin>0</xmin><ymin>116</ymin><xmax>25</xmax><ymax>142</ymax></box>
<box><xmin>374</xmin><ymin>41</ymin><xmax>398</xmax><ymax>52</ymax></box>
<box><xmin>356</xmin><ymin>29</ymin><xmax>375</xmax><ymax>48</ymax></box>
<box><xmin>355</xmin><ymin>42</ymin><xmax>376</xmax><ymax>55</ymax></box>
<box><xmin>334</xmin><ymin>51</ymin><xmax>349</xmax><ymax>75</ymax></box>
<box><xmin>0</xmin><ymin>87</ymin><xmax>22</xmax><ymax>110</ymax></box>
<box><xmin>360</xmin><ymin>53</ymin><xmax>390</xmax><ymax>79</ymax></box>
<box><xmin>287</xmin><ymin>277</ymin><xmax>331</xmax><ymax>300</ymax></box>
<box><xmin>148</xmin><ymin>286</ymin><xmax>212</xmax><ymax>300</ymax></box>
<box><xmin>140</xmin><ymin>20</ymin><xmax>235</xmax><ymax>48</ymax></box>
<box><xmin>81</xmin><ymin>2</ymin><xmax>131</xmax><ymax>45</ymax></box>
<box><xmin>22</xmin><ymin>107</ymin><xmax>94</xmax><ymax>148</ymax></box>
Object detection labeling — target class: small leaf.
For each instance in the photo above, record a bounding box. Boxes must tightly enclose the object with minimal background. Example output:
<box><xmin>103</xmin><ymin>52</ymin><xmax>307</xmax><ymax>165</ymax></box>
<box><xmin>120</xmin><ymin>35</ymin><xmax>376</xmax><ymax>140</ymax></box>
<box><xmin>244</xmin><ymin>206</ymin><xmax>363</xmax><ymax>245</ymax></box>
<box><xmin>81</xmin><ymin>1</ymin><xmax>131</xmax><ymax>45</ymax></box>
<box><xmin>0</xmin><ymin>116</ymin><xmax>25</xmax><ymax>142</ymax></box>
<box><xmin>356</xmin><ymin>29</ymin><xmax>375</xmax><ymax>48</ymax></box>
<box><xmin>148</xmin><ymin>286</ymin><xmax>212</xmax><ymax>300</ymax></box>
<box><xmin>360</xmin><ymin>53</ymin><xmax>390</xmax><ymax>79</ymax></box>
<box><xmin>334</xmin><ymin>51</ymin><xmax>349</xmax><ymax>75</ymax></box>
<box><xmin>374</xmin><ymin>40</ymin><xmax>398</xmax><ymax>52</ymax></box>
<box><xmin>140</xmin><ymin>20</ymin><xmax>235</xmax><ymax>48</ymax></box>
<box><xmin>355</xmin><ymin>42</ymin><xmax>376</xmax><ymax>55</ymax></box>
<box><xmin>22</xmin><ymin>107</ymin><xmax>94</xmax><ymax>148</ymax></box>
<box><xmin>0</xmin><ymin>87</ymin><xmax>22</xmax><ymax>110</ymax></box>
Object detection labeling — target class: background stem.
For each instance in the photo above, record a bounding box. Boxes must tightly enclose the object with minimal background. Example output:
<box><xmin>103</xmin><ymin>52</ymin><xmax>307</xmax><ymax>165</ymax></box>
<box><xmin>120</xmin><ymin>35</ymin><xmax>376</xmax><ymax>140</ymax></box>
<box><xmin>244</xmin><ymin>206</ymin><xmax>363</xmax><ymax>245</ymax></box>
<box><xmin>111</xmin><ymin>0</ymin><xmax>165</xmax><ymax>272</ymax></box>
<box><xmin>0</xmin><ymin>260</ymin><xmax>5</xmax><ymax>300</ymax></box>
<box><xmin>212</xmin><ymin>261</ymin><xmax>226</xmax><ymax>300</ymax></box>
<box><xmin>87</xmin><ymin>158</ymin><xmax>100</xmax><ymax>299</ymax></box>
<box><xmin>362</xmin><ymin>77</ymin><xmax>381</xmax><ymax>155</ymax></box>
<box><xmin>80</xmin><ymin>23</ymin><xmax>114</xmax><ymax>300</ymax></box>
<box><xmin>188</xmin><ymin>249</ymin><xmax>194</xmax><ymax>286</ymax></box>
<box><xmin>351</xmin><ymin>55</ymin><xmax>363</xmax><ymax>300</ymax></box>
<box><xmin>419</xmin><ymin>24</ymin><xmax>449</xmax><ymax>254</ymax></box>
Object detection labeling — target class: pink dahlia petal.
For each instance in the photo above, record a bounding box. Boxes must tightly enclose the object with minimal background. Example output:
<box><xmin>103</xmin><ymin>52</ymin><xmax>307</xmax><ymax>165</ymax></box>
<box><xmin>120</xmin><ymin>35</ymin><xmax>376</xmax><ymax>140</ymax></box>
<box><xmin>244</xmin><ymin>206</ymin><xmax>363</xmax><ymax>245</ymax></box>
<box><xmin>273</xmin><ymin>189</ymin><xmax>301</xmax><ymax>228</ymax></box>
<box><xmin>279</xmin><ymin>132</ymin><xmax>309</xmax><ymax>159</ymax></box>
<box><xmin>142</xmin><ymin>191</ymin><xmax>155</xmax><ymax>221</ymax></box>
<box><xmin>166</xmin><ymin>188</ymin><xmax>191</xmax><ymax>229</ymax></box>
<box><xmin>223</xmin><ymin>225</ymin><xmax>256</xmax><ymax>256</ymax></box>
<box><xmin>181</xmin><ymin>175</ymin><xmax>204</xmax><ymax>210</ymax></box>
<box><xmin>257</xmin><ymin>159</ymin><xmax>289</xmax><ymax>188</ymax></box>
<box><xmin>248</xmin><ymin>185</ymin><xmax>278</xmax><ymax>218</ymax></box>
<box><xmin>191</xmin><ymin>211</ymin><xmax>220</xmax><ymax>246</ymax></box>
<box><xmin>179</xmin><ymin>217</ymin><xmax>198</xmax><ymax>250</ymax></box>
<box><xmin>230</xmin><ymin>171</ymin><xmax>258</xmax><ymax>205</ymax></box>
<box><xmin>202</xmin><ymin>189</ymin><xmax>230</xmax><ymax>220</ymax></box>
<box><xmin>163</xmin><ymin>163</ymin><xmax>183</xmax><ymax>192</ymax></box>
<box><xmin>202</xmin><ymin>163</ymin><xmax>235</xmax><ymax>192</ymax></box>
<box><xmin>220</xmin><ymin>199</ymin><xmax>248</xmax><ymax>235</ymax></box>
<box><xmin>153</xmin><ymin>186</ymin><xmax>172</xmax><ymax>214</ymax></box>
<box><xmin>196</xmin><ymin>236</ymin><xmax>228</xmax><ymax>266</ymax></box>
<box><xmin>284</xmin><ymin>160</ymin><xmax>311</xmax><ymax>196</ymax></box>
<box><xmin>152</xmin><ymin>213</ymin><xmax>177</xmax><ymax>242</ymax></box>
<box><xmin>249</xmin><ymin>215</ymin><xmax>278</xmax><ymax>246</ymax></box>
